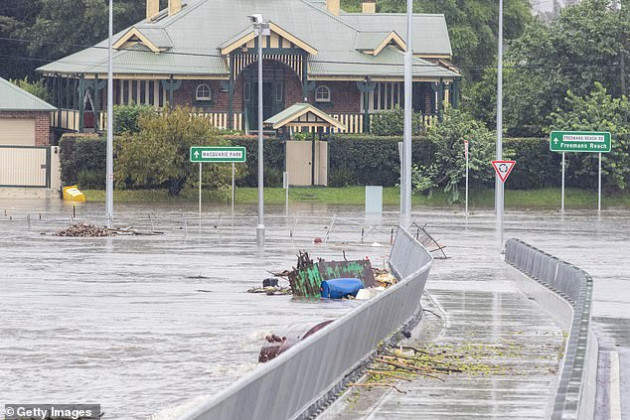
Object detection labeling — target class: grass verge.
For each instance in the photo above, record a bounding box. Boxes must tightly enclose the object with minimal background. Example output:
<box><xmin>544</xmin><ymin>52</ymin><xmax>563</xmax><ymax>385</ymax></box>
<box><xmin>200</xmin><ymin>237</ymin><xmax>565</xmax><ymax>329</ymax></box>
<box><xmin>82</xmin><ymin>187</ymin><xmax>630</xmax><ymax>209</ymax></box>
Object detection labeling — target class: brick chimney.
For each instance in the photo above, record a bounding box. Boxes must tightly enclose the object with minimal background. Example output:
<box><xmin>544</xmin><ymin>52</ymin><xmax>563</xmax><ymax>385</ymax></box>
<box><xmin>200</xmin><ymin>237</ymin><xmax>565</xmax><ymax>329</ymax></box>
<box><xmin>362</xmin><ymin>0</ymin><xmax>376</xmax><ymax>13</ymax></box>
<box><xmin>146</xmin><ymin>0</ymin><xmax>159</xmax><ymax>20</ymax></box>
<box><xmin>168</xmin><ymin>0</ymin><xmax>182</xmax><ymax>16</ymax></box>
<box><xmin>326</xmin><ymin>0</ymin><xmax>340</xmax><ymax>16</ymax></box>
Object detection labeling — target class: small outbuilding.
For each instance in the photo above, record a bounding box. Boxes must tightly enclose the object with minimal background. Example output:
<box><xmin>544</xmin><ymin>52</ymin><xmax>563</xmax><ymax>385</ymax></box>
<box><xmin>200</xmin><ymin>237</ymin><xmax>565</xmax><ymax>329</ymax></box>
<box><xmin>264</xmin><ymin>103</ymin><xmax>345</xmax><ymax>187</ymax></box>
<box><xmin>0</xmin><ymin>77</ymin><xmax>56</xmax><ymax>146</ymax></box>
<box><xmin>0</xmin><ymin>77</ymin><xmax>60</xmax><ymax>196</ymax></box>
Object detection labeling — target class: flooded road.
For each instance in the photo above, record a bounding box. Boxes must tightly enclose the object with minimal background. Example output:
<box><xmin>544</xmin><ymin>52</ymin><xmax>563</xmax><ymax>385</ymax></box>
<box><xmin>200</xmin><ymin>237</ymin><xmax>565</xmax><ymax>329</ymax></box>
<box><xmin>0</xmin><ymin>199</ymin><xmax>628</xmax><ymax>419</ymax></box>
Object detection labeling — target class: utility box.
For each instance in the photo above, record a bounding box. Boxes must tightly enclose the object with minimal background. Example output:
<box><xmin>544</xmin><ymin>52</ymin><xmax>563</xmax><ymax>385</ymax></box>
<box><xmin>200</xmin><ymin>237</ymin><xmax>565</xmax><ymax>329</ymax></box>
<box><xmin>365</xmin><ymin>186</ymin><xmax>383</xmax><ymax>214</ymax></box>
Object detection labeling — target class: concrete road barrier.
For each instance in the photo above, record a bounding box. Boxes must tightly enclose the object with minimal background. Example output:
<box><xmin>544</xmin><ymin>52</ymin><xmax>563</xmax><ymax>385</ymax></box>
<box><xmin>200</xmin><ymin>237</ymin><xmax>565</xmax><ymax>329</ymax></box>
<box><xmin>505</xmin><ymin>239</ymin><xmax>597</xmax><ymax>420</ymax></box>
<box><xmin>177</xmin><ymin>227</ymin><xmax>432</xmax><ymax>420</ymax></box>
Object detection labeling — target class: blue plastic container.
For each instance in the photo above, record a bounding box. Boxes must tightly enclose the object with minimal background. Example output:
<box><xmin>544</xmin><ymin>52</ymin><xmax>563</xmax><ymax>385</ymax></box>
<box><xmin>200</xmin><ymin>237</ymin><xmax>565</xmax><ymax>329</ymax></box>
<box><xmin>320</xmin><ymin>278</ymin><xmax>363</xmax><ymax>299</ymax></box>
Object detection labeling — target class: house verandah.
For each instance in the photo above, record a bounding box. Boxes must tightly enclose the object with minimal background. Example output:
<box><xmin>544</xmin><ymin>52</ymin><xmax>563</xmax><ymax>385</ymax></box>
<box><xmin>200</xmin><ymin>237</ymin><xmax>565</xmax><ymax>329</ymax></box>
<box><xmin>43</xmin><ymin>67</ymin><xmax>459</xmax><ymax>137</ymax></box>
<box><xmin>38</xmin><ymin>0</ymin><xmax>461</xmax><ymax>139</ymax></box>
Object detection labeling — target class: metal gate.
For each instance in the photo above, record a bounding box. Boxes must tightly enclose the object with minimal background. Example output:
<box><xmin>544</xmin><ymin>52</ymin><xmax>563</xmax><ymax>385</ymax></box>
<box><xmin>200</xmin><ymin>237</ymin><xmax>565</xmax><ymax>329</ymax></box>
<box><xmin>0</xmin><ymin>145</ymin><xmax>51</xmax><ymax>188</ymax></box>
<box><xmin>285</xmin><ymin>140</ymin><xmax>328</xmax><ymax>186</ymax></box>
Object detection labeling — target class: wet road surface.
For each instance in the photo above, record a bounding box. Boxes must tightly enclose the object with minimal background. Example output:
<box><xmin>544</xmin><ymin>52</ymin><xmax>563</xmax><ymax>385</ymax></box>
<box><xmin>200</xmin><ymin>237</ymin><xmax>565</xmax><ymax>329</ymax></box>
<box><xmin>1</xmin><ymin>199</ymin><xmax>628</xmax><ymax>419</ymax></box>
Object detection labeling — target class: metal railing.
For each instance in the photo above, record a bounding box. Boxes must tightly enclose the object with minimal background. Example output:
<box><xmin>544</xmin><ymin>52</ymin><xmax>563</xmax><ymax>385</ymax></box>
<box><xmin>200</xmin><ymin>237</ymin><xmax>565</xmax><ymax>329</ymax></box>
<box><xmin>177</xmin><ymin>227</ymin><xmax>432</xmax><ymax>420</ymax></box>
<box><xmin>505</xmin><ymin>239</ymin><xmax>596</xmax><ymax>420</ymax></box>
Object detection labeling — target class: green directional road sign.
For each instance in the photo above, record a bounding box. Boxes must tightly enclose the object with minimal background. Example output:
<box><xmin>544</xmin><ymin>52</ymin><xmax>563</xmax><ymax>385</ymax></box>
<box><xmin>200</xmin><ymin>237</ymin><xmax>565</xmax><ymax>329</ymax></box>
<box><xmin>550</xmin><ymin>131</ymin><xmax>611</xmax><ymax>153</ymax></box>
<box><xmin>190</xmin><ymin>146</ymin><xmax>247</xmax><ymax>163</ymax></box>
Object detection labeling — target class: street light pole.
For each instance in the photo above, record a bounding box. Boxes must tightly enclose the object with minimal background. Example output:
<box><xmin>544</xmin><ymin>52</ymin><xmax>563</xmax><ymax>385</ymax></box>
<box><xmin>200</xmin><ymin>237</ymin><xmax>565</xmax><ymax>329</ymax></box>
<box><xmin>254</xmin><ymin>16</ymin><xmax>265</xmax><ymax>246</ymax></box>
<box><xmin>401</xmin><ymin>0</ymin><xmax>413</xmax><ymax>227</ymax></box>
<box><xmin>106</xmin><ymin>0</ymin><xmax>114</xmax><ymax>228</ymax></box>
<box><xmin>496</xmin><ymin>0</ymin><xmax>504</xmax><ymax>249</ymax></box>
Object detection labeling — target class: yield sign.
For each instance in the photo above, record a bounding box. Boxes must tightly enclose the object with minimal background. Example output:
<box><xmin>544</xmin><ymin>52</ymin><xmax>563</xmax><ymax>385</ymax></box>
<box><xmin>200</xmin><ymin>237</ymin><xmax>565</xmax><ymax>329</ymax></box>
<box><xmin>492</xmin><ymin>160</ymin><xmax>516</xmax><ymax>183</ymax></box>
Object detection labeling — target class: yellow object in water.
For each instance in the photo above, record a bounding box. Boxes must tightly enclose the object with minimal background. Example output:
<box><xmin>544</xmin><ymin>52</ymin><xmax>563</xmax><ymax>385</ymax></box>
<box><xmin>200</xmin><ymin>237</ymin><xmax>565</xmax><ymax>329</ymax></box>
<box><xmin>63</xmin><ymin>185</ymin><xmax>86</xmax><ymax>202</ymax></box>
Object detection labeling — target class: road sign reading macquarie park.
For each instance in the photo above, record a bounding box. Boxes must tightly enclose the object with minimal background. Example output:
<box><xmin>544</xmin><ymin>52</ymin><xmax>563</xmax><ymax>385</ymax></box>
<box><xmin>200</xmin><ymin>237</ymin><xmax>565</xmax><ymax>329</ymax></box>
<box><xmin>190</xmin><ymin>146</ymin><xmax>247</xmax><ymax>163</ymax></box>
<box><xmin>550</xmin><ymin>131</ymin><xmax>611</xmax><ymax>153</ymax></box>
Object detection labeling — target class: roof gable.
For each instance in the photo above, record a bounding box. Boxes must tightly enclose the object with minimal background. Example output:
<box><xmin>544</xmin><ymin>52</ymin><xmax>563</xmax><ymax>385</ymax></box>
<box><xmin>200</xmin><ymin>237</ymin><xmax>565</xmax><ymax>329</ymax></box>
<box><xmin>113</xmin><ymin>27</ymin><xmax>173</xmax><ymax>53</ymax></box>
<box><xmin>220</xmin><ymin>22</ymin><xmax>318</xmax><ymax>56</ymax></box>
<box><xmin>355</xmin><ymin>31</ymin><xmax>406</xmax><ymax>55</ymax></box>
<box><xmin>264</xmin><ymin>103</ymin><xmax>345</xmax><ymax>130</ymax></box>
<box><xmin>0</xmin><ymin>77</ymin><xmax>56</xmax><ymax>112</ymax></box>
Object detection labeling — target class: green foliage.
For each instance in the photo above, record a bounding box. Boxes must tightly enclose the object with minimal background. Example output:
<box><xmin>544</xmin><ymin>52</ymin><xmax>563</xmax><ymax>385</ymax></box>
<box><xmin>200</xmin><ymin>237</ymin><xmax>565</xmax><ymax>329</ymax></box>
<box><xmin>469</xmin><ymin>0</ymin><xmax>630</xmax><ymax>135</ymax></box>
<box><xmin>414</xmin><ymin>107</ymin><xmax>495</xmax><ymax>200</ymax></box>
<box><xmin>547</xmin><ymin>83</ymin><xmax>630</xmax><ymax>191</ymax></box>
<box><xmin>113</xmin><ymin>104</ymin><xmax>155</xmax><ymax>135</ymax></box>
<box><xmin>329</xmin><ymin>136</ymin><xmax>433</xmax><ymax>186</ymax></box>
<box><xmin>229</xmin><ymin>137</ymin><xmax>285</xmax><ymax>187</ymax></box>
<box><xmin>370</xmin><ymin>106</ymin><xmax>426</xmax><ymax>136</ymax></box>
<box><xmin>0</xmin><ymin>0</ymin><xmax>146</xmax><ymax>79</ymax></box>
<box><xmin>115</xmin><ymin>107</ymin><xmax>236</xmax><ymax>195</ymax></box>
<box><xmin>58</xmin><ymin>135</ymin><xmax>105</xmax><ymax>186</ymax></box>
<box><xmin>10</xmin><ymin>77</ymin><xmax>51</xmax><ymax>102</ymax></box>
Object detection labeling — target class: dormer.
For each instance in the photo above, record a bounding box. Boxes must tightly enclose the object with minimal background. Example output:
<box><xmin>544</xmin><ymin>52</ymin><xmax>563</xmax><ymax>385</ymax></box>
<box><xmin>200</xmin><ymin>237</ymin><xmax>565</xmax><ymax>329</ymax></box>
<box><xmin>113</xmin><ymin>27</ymin><xmax>173</xmax><ymax>54</ymax></box>
<box><xmin>355</xmin><ymin>31</ymin><xmax>406</xmax><ymax>56</ymax></box>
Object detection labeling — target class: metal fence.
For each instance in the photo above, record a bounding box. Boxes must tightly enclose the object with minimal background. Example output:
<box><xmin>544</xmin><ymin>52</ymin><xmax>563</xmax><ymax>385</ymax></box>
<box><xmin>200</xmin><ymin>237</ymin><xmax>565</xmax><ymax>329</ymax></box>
<box><xmin>0</xmin><ymin>145</ymin><xmax>51</xmax><ymax>188</ymax></box>
<box><xmin>505</xmin><ymin>239</ymin><xmax>595</xmax><ymax>420</ymax></box>
<box><xmin>177</xmin><ymin>227</ymin><xmax>432</xmax><ymax>420</ymax></box>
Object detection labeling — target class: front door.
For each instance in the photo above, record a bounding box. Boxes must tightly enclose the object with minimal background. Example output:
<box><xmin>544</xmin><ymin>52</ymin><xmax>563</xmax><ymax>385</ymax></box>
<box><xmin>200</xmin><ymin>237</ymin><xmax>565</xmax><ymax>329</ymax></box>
<box><xmin>243</xmin><ymin>62</ymin><xmax>286</xmax><ymax>131</ymax></box>
<box><xmin>249</xmin><ymin>81</ymin><xmax>273</xmax><ymax>129</ymax></box>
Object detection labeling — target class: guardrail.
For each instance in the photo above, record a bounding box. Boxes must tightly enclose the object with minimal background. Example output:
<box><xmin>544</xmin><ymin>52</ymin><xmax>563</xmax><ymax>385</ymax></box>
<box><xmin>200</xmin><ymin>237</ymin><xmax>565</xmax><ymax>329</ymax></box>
<box><xmin>177</xmin><ymin>227</ymin><xmax>432</xmax><ymax>420</ymax></box>
<box><xmin>505</xmin><ymin>239</ymin><xmax>596</xmax><ymax>420</ymax></box>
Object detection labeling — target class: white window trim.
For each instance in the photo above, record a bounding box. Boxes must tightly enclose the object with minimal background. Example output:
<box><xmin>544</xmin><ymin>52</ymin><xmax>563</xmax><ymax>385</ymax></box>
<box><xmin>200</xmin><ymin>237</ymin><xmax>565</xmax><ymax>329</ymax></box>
<box><xmin>196</xmin><ymin>84</ymin><xmax>212</xmax><ymax>101</ymax></box>
<box><xmin>315</xmin><ymin>85</ymin><xmax>331</xmax><ymax>103</ymax></box>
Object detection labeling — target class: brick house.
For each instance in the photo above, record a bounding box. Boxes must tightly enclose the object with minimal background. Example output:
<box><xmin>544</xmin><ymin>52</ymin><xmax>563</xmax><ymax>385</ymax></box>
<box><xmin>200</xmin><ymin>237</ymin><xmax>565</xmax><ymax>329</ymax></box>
<box><xmin>0</xmin><ymin>77</ymin><xmax>56</xmax><ymax>146</ymax></box>
<box><xmin>38</xmin><ymin>0</ymin><xmax>460</xmax><ymax>134</ymax></box>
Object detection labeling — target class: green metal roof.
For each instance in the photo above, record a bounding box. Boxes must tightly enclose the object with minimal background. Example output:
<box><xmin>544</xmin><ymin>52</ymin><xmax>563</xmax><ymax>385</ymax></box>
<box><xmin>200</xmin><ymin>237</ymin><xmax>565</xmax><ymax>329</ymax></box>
<box><xmin>38</xmin><ymin>0</ymin><xmax>457</xmax><ymax>80</ymax></box>
<box><xmin>341</xmin><ymin>13</ymin><xmax>453</xmax><ymax>57</ymax></box>
<box><xmin>264</xmin><ymin>103</ymin><xmax>346</xmax><ymax>129</ymax></box>
<box><xmin>0</xmin><ymin>77</ymin><xmax>57</xmax><ymax>112</ymax></box>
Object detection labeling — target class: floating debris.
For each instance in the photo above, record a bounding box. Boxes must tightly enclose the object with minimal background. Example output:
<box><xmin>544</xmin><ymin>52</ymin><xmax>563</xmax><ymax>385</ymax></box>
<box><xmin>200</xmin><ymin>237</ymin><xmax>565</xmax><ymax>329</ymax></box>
<box><xmin>51</xmin><ymin>223</ymin><xmax>164</xmax><ymax>237</ymax></box>
<box><xmin>54</xmin><ymin>223</ymin><xmax>112</xmax><ymax>237</ymax></box>
<box><xmin>247</xmin><ymin>286</ymin><xmax>292</xmax><ymax>295</ymax></box>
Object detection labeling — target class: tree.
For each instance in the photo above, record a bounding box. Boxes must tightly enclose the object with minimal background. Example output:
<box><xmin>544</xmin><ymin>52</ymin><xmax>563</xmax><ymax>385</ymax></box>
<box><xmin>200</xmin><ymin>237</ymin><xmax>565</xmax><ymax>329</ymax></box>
<box><xmin>10</xmin><ymin>76</ymin><xmax>51</xmax><ymax>102</ymax></box>
<box><xmin>547</xmin><ymin>83</ymin><xmax>630</xmax><ymax>191</ymax></box>
<box><xmin>468</xmin><ymin>0</ymin><xmax>630</xmax><ymax>136</ymax></box>
<box><xmin>0</xmin><ymin>0</ymin><xmax>147</xmax><ymax>79</ymax></box>
<box><xmin>412</xmin><ymin>106</ymin><xmax>496</xmax><ymax>200</ymax></box>
<box><xmin>115</xmin><ymin>107</ymin><xmax>235</xmax><ymax>196</ymax></box>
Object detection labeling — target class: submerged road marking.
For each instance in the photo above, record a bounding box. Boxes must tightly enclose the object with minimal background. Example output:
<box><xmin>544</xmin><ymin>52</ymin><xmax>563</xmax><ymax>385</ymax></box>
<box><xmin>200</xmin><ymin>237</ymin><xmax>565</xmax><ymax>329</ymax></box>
<box><xmin>610</xmin><ymin>350</ymin><xmax>621</xmax><ymax>420</ymax></box>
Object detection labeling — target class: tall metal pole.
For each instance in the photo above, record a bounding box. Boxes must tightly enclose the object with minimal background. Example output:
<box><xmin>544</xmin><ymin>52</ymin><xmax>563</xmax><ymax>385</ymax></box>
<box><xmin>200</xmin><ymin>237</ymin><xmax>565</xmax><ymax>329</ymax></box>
<box><xmin>401</xmin><ymin>0</ymin><xmax>413</xmax><ymax>226</ymax></box>
<box><xmin>256</xmin><ymin>21</ymin><xmax>265</xmax><ymax>246</ymax></box>
<box><xmin>106</xmin><ymin>0</ymin><xmax>114</xmax><ymax>228</ymax></box>
<box><xmin>496</xmin><ymin>0</ymin><xmax>504</xmax><ymax>249</ymax></box>
<box><xmin>598</xmin><ymin>152</ymin><xmax>602</xmax><ymax>213</ymax></box>
<box><xmin>561</xmin><ymin>152</ymin><xmax>565</xmax><ymax>212</ymax></box>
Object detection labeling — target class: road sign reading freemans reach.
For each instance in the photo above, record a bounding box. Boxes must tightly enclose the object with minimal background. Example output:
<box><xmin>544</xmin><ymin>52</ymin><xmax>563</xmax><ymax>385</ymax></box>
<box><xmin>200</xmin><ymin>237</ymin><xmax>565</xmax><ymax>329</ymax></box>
<box><xmin>550</xmin><ymin>131</ymin><xmax>611</xmax><ymax>153</ymax></box>
<box><xmin>190</xmin><ymin>146</ymin><xmax>247</xmax><ymax>163</ymax></box>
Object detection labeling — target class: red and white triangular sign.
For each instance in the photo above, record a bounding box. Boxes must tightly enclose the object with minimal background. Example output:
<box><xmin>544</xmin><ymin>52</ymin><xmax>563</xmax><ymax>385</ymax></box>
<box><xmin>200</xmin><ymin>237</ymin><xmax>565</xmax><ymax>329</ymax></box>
<box><xmin>492</xmin><ymin>160</ymin><xmax>516</xmax><ymax>183</ymax></box>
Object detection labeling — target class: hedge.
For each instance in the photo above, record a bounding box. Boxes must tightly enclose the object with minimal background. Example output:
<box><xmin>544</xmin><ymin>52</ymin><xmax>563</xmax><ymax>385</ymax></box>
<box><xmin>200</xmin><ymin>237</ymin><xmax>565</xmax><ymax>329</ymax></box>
<box><xmin>58</xmin><ymin>134</ymin><xmax>599</xmax><ymax>191</ymax></box>
<box><xmin>59</xmin><ymin>135</ymin><xmax>287</xmax><ymax>189</ymax></box>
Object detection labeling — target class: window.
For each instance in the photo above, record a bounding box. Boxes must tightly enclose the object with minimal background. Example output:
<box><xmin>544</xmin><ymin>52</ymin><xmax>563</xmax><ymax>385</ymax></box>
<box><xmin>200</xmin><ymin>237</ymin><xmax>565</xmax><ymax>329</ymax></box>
<box><xmin>315</xmin><ymin>85</ymin><xmax>331</xmax><ymax>103</ymax></box>
<box><xmin>196</xmin><ymin>84</ymin><xmax>212</xmax><ymax>101</ymax></box>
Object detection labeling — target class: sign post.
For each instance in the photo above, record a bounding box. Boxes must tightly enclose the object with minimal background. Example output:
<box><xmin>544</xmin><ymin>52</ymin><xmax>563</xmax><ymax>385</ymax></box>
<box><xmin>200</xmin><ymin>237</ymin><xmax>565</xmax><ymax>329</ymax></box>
<box><xmin>283</xmin><ymin>172</ymin><xmax>289</xmax><ymax>216</ymax></box>
<box><xmin>464</xmin><ymin>140</ymin><xmax>469</xmax><ymax>219</ymax></box>
<box><xmin>550</xmin><ymin>131</ymin><xmax>611</xmax><ymax>212</ymax></box>
<box><xmin>190</xmin><ymin>146</ymin><xmax>247</xmax><ymax>219</ymax></box>
<box><xmin>561</xmin><ymin>152</ymin><xmax>565</xmax><ymax>212</ymax></box>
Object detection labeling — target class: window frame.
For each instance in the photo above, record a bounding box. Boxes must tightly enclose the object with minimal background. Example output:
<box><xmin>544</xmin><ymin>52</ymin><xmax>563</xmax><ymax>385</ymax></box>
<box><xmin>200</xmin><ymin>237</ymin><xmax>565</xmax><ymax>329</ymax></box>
<box><xmin>195</xmin><ymin>83</ymin><xmax>212</xmax><ymax>101</ymax></box>
<box><xmin>314</xmin><ymin>85</ymin><xmax>331</xmax><ymax>103</ymax></box>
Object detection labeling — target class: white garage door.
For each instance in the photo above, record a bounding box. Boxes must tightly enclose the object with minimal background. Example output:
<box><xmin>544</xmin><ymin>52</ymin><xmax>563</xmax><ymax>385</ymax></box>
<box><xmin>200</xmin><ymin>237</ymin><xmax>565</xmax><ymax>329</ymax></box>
<box><xmin>0</xmin><ymin>119</ymin><xmax>36</xmax><ymax>145</ymax></box>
